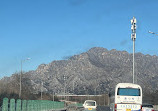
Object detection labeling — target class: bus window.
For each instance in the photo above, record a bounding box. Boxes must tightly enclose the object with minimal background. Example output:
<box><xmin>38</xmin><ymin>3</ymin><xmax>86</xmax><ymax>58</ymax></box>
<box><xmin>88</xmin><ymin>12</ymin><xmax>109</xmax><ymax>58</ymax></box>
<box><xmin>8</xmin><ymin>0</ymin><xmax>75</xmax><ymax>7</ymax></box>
<box><xmin>117</xmin><ymin>88</ymin><xmax>140</xmax><ymax>96</ymax></box>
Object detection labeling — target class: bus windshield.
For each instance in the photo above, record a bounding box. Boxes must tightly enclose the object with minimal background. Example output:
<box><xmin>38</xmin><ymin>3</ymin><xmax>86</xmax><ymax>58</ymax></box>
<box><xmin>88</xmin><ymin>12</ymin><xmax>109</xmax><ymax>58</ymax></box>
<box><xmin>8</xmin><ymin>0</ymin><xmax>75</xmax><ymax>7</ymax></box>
<box><xmin>117</xmin><ymin>88</ymin><xmax>140</xmax><ymax>96</ymax></box>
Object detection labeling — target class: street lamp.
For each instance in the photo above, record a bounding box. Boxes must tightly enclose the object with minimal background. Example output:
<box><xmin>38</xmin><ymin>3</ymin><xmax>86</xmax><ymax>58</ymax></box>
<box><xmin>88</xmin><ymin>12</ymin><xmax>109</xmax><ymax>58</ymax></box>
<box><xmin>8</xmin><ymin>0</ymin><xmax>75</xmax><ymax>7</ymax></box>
<box><xmin>131</xmin><ymin>17</ymin><xmax>137</xmax><ymax>84</ymax></box>
<box><xmin>19</xmin><ymin>58</ymin><xmax>31</xmax><ymax>98</ymax></box>
<box><xmin>148</xmin><ymin>31</ymin><xmax>158</xmax><ymax>36</ymax></box>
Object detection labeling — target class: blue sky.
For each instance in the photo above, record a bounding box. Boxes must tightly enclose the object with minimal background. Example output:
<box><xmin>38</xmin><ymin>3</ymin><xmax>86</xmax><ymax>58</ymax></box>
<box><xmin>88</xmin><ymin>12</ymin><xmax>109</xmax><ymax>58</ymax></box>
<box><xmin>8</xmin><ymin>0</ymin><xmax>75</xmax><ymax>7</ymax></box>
<box><xmin>0</xmin><ymin>0</ymin><xmax>158</xmax><ymax>78</ymax></box>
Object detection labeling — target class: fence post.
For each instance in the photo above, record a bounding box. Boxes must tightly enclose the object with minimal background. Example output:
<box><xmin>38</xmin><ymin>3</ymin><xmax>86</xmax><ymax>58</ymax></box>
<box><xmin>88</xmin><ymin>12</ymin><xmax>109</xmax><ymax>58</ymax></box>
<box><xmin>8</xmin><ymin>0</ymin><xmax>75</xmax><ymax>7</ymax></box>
<box><xmin>10</xmin><ymin>99</ymin><xmax>15</xmax><ymax>111</ymax></box>
<box><xmin>2</xmin><ymin>98</ymin><xmax>9</xmax><ymax>111</ymax></box>
<box><xmin>16</xmin><ymin>99</ymin><xmax>21</xmax><ymax>111</ymax></box>
<box><xmin>22</xmin><ymin>100</ymin><xmax>27</xmax><ymax>111</ymax></box>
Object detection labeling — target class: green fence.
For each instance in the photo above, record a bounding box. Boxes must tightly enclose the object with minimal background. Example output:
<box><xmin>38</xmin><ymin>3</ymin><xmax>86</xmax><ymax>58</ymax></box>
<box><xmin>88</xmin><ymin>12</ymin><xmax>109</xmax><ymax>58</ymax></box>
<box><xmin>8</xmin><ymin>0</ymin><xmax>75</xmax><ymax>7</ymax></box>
<box><xmin>2</xmin><ymin>98</ymin><xmax>65</xmax><ymax>111</ymax></box>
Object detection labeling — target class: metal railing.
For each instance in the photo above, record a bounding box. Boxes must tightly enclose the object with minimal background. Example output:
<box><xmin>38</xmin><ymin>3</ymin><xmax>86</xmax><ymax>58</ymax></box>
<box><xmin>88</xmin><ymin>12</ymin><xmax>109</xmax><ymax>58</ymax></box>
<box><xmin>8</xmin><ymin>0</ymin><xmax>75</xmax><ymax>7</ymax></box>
<box><xmin>1</xmin><ymin>98</ymin><xmax>65</xmax><ymax>111</ymax></box>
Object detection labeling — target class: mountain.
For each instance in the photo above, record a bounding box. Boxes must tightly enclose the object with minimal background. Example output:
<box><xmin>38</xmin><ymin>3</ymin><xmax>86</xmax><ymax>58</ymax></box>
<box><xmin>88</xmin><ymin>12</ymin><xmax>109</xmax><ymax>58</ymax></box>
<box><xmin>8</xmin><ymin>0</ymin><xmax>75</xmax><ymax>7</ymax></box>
<box><xmin>1</xmin><ymin>47</ymin><xmax>158</xmax><ymax>96</ymax></box>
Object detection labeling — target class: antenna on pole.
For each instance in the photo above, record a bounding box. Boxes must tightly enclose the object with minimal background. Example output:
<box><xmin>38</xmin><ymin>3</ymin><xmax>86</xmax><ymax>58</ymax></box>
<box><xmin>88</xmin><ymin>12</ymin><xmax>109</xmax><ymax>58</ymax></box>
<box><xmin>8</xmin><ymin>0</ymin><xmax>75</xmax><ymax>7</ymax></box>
<box><xmin>131</xmin><ymin>17</ymin><xmax>137</xmax><ymax>84</ymax></box>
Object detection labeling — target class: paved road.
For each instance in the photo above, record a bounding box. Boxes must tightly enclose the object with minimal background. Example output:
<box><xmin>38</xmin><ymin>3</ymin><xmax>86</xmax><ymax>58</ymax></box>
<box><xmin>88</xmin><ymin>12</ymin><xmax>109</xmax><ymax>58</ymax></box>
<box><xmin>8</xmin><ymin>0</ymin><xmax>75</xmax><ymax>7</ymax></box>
<box><xmin>67</xmin><ymin>106</ymin><xmax>110</xmax><ymax>111</ymax></box>
<box><xmin>97</xmin><ymin>106</ymin><xmax>110</xmax><ymax>111</ymax></box>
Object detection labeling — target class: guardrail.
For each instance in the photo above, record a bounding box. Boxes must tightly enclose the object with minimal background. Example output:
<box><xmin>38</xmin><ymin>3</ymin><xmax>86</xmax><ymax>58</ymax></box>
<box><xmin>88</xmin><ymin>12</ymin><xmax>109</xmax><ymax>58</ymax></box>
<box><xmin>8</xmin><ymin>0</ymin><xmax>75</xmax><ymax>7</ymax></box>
<box><xmin>2</xmin><ymin>98</ymin><xmax>65</xmax><ymax>111</ymax></box>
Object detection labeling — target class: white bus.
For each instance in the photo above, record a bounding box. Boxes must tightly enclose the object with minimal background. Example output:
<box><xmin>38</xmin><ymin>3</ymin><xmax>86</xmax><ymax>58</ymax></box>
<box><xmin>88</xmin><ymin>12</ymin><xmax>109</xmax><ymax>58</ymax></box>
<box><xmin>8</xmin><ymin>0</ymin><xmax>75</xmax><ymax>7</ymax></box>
<box><xmin>114</xmin><ymin>83</ymin><xmax>142</xmax><ymax>111</ymax></box>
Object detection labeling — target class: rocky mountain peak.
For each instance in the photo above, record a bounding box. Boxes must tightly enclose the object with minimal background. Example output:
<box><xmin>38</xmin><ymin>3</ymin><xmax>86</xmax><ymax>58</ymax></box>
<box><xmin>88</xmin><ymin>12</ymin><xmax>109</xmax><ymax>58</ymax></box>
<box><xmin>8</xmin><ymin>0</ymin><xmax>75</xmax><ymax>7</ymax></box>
<box><xmin>1</xmin><ymin>47</ymin><xmax>158</xmax><ymax>96</ymax></box>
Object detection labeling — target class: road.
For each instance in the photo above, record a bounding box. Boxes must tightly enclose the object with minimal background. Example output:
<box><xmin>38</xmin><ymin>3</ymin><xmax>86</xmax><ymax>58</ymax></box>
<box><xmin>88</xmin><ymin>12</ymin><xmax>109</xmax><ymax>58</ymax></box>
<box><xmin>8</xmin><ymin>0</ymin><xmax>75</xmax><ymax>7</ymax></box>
<box><xmin>97</xmin><ymin>106</ymin><xmax>110</xmax><ymax>111</ymax></box>
<box><xmin>66</xmin><ymin>106</ymin><xmax>110</xmax><ymax>111</ymax></box>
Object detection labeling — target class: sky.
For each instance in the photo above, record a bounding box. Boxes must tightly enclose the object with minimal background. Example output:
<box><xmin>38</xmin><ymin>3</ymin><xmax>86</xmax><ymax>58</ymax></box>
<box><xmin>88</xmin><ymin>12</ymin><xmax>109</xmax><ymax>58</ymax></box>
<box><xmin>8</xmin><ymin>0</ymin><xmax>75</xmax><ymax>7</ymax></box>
<box><xmin>0</xmin><ymin>0</ymin><xmax>158</xmax><ymax>78</ymax></box>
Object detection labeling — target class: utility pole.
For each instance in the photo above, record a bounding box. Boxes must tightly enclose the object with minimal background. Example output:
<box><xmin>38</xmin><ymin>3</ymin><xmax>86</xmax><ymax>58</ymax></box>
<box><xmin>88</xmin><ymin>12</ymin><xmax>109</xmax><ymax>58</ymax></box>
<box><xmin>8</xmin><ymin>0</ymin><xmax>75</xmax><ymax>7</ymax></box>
<box><xmin>131</xmin><ymin>17</ymin><xmax>137</xmax><ymax>84</ymax></box>
<box><xmin>64</xmin><ymin>75</ymin><xmax>66</xmax><ymax>100</ymax></box>
<box><xmin>73</xmin><ymin>80</ymin><xmax>75</xmax><ymax>94</ymax></box>
<box><xmin>41</xmin><ymin>81</ymin><xmax>43</xmax><ymax>100</ymax></box>
<box><xmin>19</xmin><ymin>60</ymin><xmax>22</xmax><ymax>98</ymax></box>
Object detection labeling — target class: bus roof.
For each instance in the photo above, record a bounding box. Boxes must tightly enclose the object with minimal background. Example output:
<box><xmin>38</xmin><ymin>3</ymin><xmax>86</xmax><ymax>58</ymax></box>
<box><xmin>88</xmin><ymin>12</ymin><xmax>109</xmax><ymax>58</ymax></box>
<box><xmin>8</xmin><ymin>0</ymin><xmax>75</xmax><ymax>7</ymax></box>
<box><xmin>116</xmin><ymin>83</ymin><xmax>142</xmax><ymax>89</ymax></box>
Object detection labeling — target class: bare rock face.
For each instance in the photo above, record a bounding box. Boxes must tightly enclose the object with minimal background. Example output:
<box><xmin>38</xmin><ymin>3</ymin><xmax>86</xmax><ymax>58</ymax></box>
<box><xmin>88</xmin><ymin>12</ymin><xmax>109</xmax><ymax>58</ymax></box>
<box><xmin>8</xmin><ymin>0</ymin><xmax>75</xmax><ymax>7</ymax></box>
<box><xmin>2</xmin><ymin>47</ymin><xmax>158</xmax><ymax>96</ymax></box>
